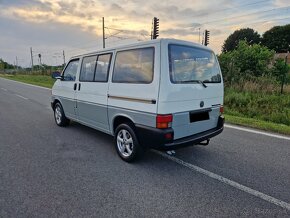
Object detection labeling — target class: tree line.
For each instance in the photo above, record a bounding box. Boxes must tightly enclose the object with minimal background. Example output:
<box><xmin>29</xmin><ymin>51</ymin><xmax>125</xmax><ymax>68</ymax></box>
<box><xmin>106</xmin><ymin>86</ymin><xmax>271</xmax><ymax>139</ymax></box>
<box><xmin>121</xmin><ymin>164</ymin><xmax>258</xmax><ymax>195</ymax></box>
<box><xmin>0</xmin><ymin>59</ymin><xmax>14</xmax><ymax>70</ymax></box>
<box><xmin>222</xmin><ymin>24</ymin><xmax>290</xmax><ymax>53</ymax></box>
<box><xmin>219</xmin><ymin>24</ymin><xmax>290</xmax><ymax>94</ymax></box>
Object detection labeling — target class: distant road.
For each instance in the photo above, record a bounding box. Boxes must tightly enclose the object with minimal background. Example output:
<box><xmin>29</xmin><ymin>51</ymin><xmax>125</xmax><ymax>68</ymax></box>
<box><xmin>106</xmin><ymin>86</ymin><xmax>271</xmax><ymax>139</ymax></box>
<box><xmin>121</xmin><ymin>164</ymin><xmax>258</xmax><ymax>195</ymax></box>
<box><xmin>1</xmin><ymin>78</ymin><xmax>290</xmax><ymax>217</ymax></box>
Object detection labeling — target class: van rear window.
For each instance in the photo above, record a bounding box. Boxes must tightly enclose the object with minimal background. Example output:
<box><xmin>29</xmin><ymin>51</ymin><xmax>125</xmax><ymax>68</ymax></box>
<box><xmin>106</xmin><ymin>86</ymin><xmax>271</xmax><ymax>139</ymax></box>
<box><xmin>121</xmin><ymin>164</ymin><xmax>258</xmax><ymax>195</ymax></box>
<box><xmin>168</xmin><ymin>45</ymin><xmax>221</xmax><ymax>84</ymax></box>
<box><xmin>112</xmin><ymin>47</ymin><xmax>154</xmax><ymax>83</ymax></box>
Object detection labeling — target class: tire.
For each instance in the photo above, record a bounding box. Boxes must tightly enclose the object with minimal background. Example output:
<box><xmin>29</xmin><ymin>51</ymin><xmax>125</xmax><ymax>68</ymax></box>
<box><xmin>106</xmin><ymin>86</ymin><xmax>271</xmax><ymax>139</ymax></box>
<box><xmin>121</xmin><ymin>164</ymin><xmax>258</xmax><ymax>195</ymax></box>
<box><xmin>54</xmin><ymin>102</ymin><xmax>70</xmax><ymax>127</ymax></box>
<box><xmin>114</xmin><ymin>123</ymin><xmax>144</xmax><ymax>162</ymax></box>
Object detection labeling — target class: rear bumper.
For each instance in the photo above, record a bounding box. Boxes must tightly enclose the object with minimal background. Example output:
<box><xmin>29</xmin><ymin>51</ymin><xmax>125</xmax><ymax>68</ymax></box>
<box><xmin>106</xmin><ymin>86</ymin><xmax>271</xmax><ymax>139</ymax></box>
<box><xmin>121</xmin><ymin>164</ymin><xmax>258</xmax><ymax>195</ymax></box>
<box><xmin>135</xmin><ymin>116</ymin><xmax>224</xmax><ymax>150</ymax></box>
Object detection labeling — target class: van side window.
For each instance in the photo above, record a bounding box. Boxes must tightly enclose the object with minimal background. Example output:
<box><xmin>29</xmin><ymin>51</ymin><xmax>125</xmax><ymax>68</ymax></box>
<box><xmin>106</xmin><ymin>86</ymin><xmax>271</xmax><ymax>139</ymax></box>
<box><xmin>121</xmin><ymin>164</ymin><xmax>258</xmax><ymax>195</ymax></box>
<box><xmin>62</xmin><ymin>59</ymin><xmax>79</xmax><ymax>81</ymax></box>
<box><xmin>80</xmin><ymin>56</ymin><xmax>97</xmax><ymax>82</ymax></box>
<box><xmin>112</xmin><ymin>47</ymin><xmax>154</xmax><ymax>83</ymax></box>
<box><xmin>95</xmin><ymin>54</ymin><xmax>111</xmax><ymax>82</ymax></box>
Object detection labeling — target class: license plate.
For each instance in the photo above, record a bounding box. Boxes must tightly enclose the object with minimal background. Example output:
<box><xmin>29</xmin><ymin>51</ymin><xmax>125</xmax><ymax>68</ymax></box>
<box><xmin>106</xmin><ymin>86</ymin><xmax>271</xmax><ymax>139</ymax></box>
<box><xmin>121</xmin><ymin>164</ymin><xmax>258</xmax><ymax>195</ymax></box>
<box><xmin>189</xmin><ymin>111</ymin><xmax>209</xmax><ymax>123</ymax></box>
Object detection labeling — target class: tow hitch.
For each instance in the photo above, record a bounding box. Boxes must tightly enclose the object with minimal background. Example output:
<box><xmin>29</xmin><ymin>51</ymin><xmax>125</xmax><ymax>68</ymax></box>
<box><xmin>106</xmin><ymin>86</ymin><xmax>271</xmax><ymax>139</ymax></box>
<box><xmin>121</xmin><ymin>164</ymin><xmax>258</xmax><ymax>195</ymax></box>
<box><xmin>198</xmin><ymin>139</ymin><xmax>210</xmax><ymax>146</ymax></box>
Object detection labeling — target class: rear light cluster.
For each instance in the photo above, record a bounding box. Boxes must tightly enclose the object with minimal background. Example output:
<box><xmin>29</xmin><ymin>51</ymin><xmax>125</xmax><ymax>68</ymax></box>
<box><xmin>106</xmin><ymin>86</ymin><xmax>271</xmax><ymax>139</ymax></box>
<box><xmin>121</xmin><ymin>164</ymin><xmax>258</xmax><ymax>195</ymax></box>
<box><xmin>220</xmin><ymin>105</ymin><xmax>224</xmax><ymax>114</ymax></box>
<box><xmin>156</xmin><ymin>114</ymin><xmax>173</xmax><ymax>129</ymax></box>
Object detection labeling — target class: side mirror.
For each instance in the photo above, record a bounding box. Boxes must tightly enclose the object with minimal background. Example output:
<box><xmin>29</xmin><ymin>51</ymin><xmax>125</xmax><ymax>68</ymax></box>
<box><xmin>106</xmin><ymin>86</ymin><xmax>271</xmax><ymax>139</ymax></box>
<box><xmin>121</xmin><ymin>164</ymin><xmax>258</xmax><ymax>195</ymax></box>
<box><xmin>51</xmin><ymin>71</ymin><xmax>62</xmax><ymax>80</ymax></box>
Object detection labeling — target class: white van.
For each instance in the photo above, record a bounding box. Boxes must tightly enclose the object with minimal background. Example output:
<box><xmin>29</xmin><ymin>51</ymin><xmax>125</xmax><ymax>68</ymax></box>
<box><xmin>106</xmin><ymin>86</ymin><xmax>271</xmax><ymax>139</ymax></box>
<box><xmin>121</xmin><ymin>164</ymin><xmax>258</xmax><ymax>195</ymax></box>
<box><xmin>51</xmin><ymin>39</ymin><xmax>224</xmax><ymax>162</ymax></box>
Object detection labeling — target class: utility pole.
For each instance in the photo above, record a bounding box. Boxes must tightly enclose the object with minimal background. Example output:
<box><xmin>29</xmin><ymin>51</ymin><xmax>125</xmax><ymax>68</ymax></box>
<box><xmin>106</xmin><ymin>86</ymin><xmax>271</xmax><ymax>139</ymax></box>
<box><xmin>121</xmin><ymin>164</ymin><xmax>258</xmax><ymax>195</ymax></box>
<box><xmin>30</xmin><ymin>47</ymin><xmax>34</xmax><ymax>70</ymax></box>
<box><xmin>204</xmin><ymin>30</ymin><xmax>210</xmax><ymax>46</ymax></box>
<box><xmin>150</xmin><ymin>19</ymin><xmax>153</xmax><ymax>39</ymax></box>
<box><xmin>63</xmin><ymin>50</ymin><xmax>66</xmax><ymax>66</ymax></box>
<box><xmin>102</xmin><ymin>17</ymin><xmax>105</xmax><ymax>49</ymax></box>
<box><xmin>152</xmin><ymin>17</ymin><xmax>159</xmax><ymax>40</ymax></box>
<box><xmin>38</xmin><ymin>54</ymin><xmax>42</xmax><ymax>66</ymax></box>
<box><xmin>15</xmin><ymin>56</ymin><xmax>18</xmax><ymax>70</ymax></box>
<box><xmin>198</xmin><ymin>28</ymin><xmax>201</xmax><ymax>44</ymax></box>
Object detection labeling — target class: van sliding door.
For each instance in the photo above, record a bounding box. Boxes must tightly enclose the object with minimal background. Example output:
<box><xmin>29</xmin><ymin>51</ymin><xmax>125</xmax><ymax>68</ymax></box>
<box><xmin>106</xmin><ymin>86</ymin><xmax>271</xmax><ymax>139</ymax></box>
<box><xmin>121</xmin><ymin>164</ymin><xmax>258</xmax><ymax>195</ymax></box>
<box><xmin>75</xmin><ymin>53</ymin><xmax>112</xmax><ymax>133</ymax></box>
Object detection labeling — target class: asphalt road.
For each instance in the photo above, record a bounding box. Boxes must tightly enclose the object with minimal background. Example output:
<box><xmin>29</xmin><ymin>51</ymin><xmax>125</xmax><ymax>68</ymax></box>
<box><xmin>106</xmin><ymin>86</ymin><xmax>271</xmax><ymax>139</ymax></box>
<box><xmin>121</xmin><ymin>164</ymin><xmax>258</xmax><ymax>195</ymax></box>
<box><xmin>0</xmin><ymin>78</ymin><xmax>290</xmax><ymax>217</ymax></box>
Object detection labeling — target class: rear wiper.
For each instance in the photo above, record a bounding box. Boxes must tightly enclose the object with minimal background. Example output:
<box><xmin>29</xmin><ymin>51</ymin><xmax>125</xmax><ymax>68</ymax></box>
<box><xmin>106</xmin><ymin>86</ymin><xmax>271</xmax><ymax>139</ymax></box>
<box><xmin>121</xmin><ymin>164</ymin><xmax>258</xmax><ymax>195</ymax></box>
<box><xmin>183</xmin><ymin>80</ymin><xmax>207</xmax><ymax>88</ymax></box>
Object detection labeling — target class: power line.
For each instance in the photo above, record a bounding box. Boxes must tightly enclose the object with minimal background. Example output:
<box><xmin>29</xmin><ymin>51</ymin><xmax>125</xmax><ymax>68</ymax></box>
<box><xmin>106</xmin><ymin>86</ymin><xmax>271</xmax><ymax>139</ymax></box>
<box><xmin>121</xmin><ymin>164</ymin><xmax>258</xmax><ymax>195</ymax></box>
<box><xmin>229</xmin><ymin>16</ymin><xmax>290</xmax><ymax>28</ymax></box>
<box><xmin>190</xmin><ymin>0</ymin><xmax>271</xmax><ymax>19</ymax></box>
<box><xmin>199</xmin><ymin>5</ymin><xmax>290</xmax><ymax>26</ymax></box>
<box><xmin>105</xmin><ymin>27</ymin><xmax>125</xmax><ymax>32</ymax></box>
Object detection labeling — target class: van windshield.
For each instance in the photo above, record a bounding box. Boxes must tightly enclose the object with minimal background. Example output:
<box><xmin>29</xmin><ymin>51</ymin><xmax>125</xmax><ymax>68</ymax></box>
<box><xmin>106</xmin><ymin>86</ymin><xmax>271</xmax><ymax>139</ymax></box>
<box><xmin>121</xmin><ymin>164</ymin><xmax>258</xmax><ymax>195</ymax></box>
<box><xmin>168</xmin><ymin>44</ymin><xmax>221</xmax><ymax>84</ymax></box>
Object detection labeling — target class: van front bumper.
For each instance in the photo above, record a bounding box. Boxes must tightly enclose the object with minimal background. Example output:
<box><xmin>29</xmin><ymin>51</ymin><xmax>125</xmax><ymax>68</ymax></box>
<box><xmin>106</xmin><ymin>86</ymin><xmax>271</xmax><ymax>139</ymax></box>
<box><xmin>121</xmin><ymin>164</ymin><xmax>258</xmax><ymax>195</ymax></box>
<box><xmin>135</xmin><ymin>116</ymin><xmax>224</xmax><ymax>150</ymax></box>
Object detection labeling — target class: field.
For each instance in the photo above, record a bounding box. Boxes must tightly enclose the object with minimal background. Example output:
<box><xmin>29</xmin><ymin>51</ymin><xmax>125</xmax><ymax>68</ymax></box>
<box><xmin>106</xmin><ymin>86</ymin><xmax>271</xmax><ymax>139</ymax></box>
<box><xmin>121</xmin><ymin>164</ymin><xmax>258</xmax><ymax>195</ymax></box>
<box><xmin>0</xmin><ymin>74</ymin><xmax>55</xmax><ymax>88</ymax></box>
<box><xmin>1</xmin><ymin>73</ymin><xmax>289</xmax><ymax>135</ymax></box>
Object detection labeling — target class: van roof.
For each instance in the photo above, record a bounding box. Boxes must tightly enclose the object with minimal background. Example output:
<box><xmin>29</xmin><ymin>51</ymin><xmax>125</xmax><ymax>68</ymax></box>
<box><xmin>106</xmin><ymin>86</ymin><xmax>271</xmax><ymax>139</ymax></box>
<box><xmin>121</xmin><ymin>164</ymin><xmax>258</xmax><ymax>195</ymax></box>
<box><xmin>71</xmin><ymin>38</ymin><xmax>213</xmax><ymax>59</ymax></box>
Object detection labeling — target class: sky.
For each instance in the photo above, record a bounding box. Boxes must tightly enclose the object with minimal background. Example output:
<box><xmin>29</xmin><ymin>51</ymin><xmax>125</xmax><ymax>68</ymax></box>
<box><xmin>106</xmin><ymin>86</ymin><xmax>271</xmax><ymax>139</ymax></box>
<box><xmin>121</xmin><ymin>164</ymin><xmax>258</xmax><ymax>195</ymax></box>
<box><xmin>0</xmin><ymin>0</ymin><xmax>290</xmax><ymax>67</ymax></box>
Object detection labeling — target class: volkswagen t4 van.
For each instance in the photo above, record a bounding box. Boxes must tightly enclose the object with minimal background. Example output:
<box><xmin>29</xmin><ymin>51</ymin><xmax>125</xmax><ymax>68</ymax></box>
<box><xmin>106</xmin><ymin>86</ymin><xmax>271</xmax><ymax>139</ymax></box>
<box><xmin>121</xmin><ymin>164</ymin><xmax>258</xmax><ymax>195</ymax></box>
<box><xmin>51</xmin><ymin>39</ymin><xmax>224</xmax><ymax>162</ymax></box>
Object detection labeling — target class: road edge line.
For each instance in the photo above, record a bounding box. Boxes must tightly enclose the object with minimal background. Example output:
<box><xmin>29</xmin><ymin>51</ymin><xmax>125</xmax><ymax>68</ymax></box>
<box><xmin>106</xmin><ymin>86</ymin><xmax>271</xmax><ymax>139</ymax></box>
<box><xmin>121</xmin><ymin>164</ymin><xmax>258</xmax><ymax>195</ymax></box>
<box><xmin>154</xmin><ymin>150</ymin><xmax>290</xmax><ymax>211</ymax></box>
<box><xmin>225</xmin><ymin>124</ymin><xmax>290</xmax><ymax>141</ymax></box>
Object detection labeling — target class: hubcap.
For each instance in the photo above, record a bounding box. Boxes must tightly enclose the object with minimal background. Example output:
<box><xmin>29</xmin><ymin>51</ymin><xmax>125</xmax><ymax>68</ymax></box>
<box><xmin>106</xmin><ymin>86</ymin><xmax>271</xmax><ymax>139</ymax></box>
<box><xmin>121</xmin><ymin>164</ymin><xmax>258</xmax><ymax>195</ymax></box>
<box><xmin>55</xmin><ymin>106</ymin><xmax>62</xmax><ymax>124</ymax></box>
<box><xmin>117</xmin><ymin>129</ymin><xmax>133</xmax><ymax>157</ymax></box>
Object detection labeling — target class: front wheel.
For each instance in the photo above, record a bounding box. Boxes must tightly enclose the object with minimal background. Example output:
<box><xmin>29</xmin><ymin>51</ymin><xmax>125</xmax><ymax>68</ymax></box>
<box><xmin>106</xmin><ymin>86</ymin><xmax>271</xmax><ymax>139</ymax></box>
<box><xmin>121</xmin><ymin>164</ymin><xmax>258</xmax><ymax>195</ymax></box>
<box><xmin>54</xmin><ymin>102</ymin><xmax>70</xmax><ymax>127</ymax></box>
<box><xmin>114</xmin><ymin>123</ymin><xmax>144</xmax><ymax>162</ymax></box>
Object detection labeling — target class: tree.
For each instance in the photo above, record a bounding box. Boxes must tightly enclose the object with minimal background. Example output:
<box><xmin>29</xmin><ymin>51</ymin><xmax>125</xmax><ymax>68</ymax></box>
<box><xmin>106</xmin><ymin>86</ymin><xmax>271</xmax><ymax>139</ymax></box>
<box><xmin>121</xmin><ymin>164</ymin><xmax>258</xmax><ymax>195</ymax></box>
<box><xmin>262</xmin><ymin>24</ymin><xmax>290</xmax><ymax>53</ymax></box>
<box><xmin>222</xmin><ymin>28</ymin><xmax>261</xmax><ymax>53</ymax></box>
<box><xmin>219</xmin><ymin>41</ymin><xmax>274</xmax><ymax>83</ymax></box>
<box><xmin>0</xmin><ymin>58</ymin><xmax>14</xmax><ymax>70</ymax></box>
<box><xmin>0</xmin><ymin>59</ymin><xmax>4</xmax><ymax>70</ymax></box>
<box><xmin>271</xmin><ymin>58</ymin><xmax>290</xmax><ymax>94</ymax></box>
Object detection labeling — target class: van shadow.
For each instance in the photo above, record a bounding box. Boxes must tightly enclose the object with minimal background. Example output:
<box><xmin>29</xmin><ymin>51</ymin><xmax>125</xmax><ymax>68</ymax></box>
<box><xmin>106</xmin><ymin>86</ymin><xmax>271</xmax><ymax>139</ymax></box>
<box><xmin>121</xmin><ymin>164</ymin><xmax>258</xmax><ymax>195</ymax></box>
<box><xmin>65</xmin><ymin>121</ymin><xmax>160</xmax><ymax>163</ymax></box>
<box><xmin>62</xmin><ymin>121</ymin><xmax>214</xmax><ymax>165</ymax></box>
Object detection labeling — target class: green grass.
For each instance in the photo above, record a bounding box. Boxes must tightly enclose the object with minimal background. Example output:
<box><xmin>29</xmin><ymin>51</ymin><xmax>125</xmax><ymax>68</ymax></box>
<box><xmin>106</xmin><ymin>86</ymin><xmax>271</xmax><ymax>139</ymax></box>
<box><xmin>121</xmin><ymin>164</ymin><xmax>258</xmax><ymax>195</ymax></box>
<box><xmin>225</xmin><ymin>88</ymin><xmax>290</xmax><ymax>126</ymax></box>
<box><xmin>1</xmin><ymin>74</ymin><xmax>289</xmax><ymax>135</ymax></box>
<box><xmin>225</xmin><ymin>114</ymin><xmax>290</xmax><ymax>135</ymax></box>
<box><xmin>0</xmin><ymin>74</ymin><xmax>55</xmax><ymax>88</ymax></box>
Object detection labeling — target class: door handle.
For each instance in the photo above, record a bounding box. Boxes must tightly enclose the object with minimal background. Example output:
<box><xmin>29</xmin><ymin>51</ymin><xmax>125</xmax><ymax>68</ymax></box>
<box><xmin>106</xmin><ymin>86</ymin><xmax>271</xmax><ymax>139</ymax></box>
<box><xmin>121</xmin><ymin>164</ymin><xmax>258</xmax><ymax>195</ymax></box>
<box><xmin>78</xmin><ymin>83</ymin><xmax>81</xmax><ymax>91</ymax></box>
<box><xmin>73</xmin><ymin>83</ymin><xmax>77</xmax><ymax>90</ymax></box>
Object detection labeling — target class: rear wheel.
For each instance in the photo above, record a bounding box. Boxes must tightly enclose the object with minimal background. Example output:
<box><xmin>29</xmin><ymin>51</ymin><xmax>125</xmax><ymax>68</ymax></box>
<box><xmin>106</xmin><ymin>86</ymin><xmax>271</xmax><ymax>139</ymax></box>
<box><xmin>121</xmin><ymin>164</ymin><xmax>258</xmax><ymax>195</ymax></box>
<box><xmin>54</xmin><ymin>102</ymin><xmax>70</xmax><ymax>127</ymax></box>
<box><xmin>114</xmin><ymin>123</ymin><xmax>144</xmax><ymax>162</ymax></box>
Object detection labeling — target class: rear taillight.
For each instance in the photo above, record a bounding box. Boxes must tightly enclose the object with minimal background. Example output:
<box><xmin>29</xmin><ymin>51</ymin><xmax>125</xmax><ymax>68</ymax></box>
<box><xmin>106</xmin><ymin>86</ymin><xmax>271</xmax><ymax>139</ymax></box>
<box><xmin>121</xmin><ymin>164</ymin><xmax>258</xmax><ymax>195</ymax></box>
<box><xmin>156</xmin><ymin>114</ymin><xmax>173</xmax><ymax>129</ymax></box>
<box><xmin>220</xmin><ymin>105</ymin><xmax>224</xmax><ymax>114</ymax></box>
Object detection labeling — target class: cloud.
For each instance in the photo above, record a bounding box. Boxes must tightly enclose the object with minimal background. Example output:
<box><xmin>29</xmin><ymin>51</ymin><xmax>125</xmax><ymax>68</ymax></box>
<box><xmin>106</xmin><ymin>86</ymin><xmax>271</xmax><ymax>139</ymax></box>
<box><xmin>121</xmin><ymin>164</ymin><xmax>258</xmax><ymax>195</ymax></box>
<box><xmin>0</xmin><ymin>0</ymin><xmax>289</xmax><ymax>65</ymax></box>
<box><xmin>274</xmin><ymin>0</ymin><xmax>290</xmax><ymax>7</ymax></box>
<box><xmin>162</xmin><ymin>28</ymin><xmax>198</xmax><ymax>37</ymax></box>
<box><xmin>0</xmin><ymin>16</ymin><xmax>101</xmax><ymax>66</ymax></box>
<box><xmin>110</xmin><ymin>3</ymin><xmax>124</xmax><ymax>12</ymax></box>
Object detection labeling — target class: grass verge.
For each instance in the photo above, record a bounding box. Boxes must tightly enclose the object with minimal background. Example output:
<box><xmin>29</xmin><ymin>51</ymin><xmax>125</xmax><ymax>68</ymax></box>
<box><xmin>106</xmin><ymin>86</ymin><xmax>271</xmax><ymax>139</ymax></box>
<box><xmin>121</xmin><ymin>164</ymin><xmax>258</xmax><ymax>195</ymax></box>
<box><xmin>225</xmin><ymin>88</ymin><xmax>290</xmax><ymax>126</ymax></box>
<box><xmin>225</xmin><ymin>114</ymin><xmax>290</xmax><ymax>135</ymax></box>
<box><xmin>0</xmin><ymin>74</ymin><xmax>55</xmax><ymax>88</ymax></box>
<box><xmin>1</xmin><ymin>74</ymin><xmax>289</xmax><ymax>135</ymax></box>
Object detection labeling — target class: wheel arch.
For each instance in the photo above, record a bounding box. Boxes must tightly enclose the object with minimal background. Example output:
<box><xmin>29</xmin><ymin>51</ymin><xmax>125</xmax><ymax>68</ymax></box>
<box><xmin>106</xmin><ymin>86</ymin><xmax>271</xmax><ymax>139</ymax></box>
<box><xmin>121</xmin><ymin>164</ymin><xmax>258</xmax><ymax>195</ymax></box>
<box><xmin>112</xmin><ymin>115</ymin><xmax>136</xmax><ymax>134</ymax></box>
<box><xmin>52</xmin><ymin>97</ymin><xmax>63</xmax><ymax>110</ymax></box>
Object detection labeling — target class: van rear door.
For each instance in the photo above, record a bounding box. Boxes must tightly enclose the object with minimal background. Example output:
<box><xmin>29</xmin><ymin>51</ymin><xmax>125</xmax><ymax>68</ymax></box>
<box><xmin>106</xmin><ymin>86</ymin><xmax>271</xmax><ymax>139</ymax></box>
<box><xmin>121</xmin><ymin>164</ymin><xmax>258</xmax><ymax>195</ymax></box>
<box><xmin>158</xmin><ymin>41</ymin><xmax>223</xmax><ymax>140</ymax></box>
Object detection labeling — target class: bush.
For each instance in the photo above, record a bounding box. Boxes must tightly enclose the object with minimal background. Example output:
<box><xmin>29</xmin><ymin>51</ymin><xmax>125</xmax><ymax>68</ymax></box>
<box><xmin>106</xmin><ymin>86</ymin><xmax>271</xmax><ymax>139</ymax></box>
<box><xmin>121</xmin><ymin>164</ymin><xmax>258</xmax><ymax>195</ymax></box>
<box><xmin>230</xmin><ymin>75</ymin><xmax>280</xmax><ymax>94</ymax></box>
<box><xmin>218</xmin><ymin>41</ymin><xmax>275</xmax><ymax>83</ymax></box>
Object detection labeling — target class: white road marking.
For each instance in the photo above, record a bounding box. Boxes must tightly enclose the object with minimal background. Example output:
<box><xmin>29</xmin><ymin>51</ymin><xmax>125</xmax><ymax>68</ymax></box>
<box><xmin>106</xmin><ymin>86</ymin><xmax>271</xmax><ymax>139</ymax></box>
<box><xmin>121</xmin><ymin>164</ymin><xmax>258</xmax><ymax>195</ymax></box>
<box><xmin>0</xmin><ymin>77</ymin><xmax>51</xmax><ymax>90</ymax></box>
<box><xmin>15</xmin><ymin>94</ymin><xmax>28</xmax><ymax>100</ymax></box>
<box><xmin>225</xmin><ymin>124</ymin><xmax>290</xmax><ymax>141</ymax></box>
<box><xmin>1</xmin><ymin>88</ymin><xmax>7</xmax><ymax>91</ymax></box>
<box><xmin>154</xmin><ymin>150</ymin><xmax>290</xmax><ymax>211</ymax></box>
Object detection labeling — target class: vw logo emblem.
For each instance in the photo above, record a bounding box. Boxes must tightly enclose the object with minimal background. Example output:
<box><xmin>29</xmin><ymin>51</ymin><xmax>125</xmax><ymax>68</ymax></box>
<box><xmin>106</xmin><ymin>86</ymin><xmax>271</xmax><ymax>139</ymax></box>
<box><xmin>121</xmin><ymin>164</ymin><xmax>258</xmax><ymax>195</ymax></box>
<box><xmin>200</xmin><ymin>101</ymin><xmax>204</xmax><ymax>108</ymax></box>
